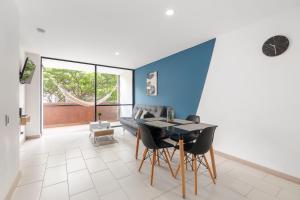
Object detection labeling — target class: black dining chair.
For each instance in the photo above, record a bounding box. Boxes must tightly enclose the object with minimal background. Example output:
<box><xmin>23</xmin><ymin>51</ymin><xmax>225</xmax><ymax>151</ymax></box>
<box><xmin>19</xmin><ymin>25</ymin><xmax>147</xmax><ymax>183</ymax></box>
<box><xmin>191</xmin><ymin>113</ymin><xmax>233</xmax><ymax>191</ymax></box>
<box><xmin>174</xmin><ymin>126</ymin><xmax>217</xmax><ymax>195</ymax></box>
<box><xmin>137</xmin><ymin>123</ymin><xmax>175</xmax><ymax>185</ymax></box>
<box><xmin>170</xmin><ymin>115</ymin><xmax>200</xmax><ymax>161</ymax></box>
<box><xmin>144</xmin><ymin>113</ymin><xmax>169</xmax><ymax>141</ymax></box>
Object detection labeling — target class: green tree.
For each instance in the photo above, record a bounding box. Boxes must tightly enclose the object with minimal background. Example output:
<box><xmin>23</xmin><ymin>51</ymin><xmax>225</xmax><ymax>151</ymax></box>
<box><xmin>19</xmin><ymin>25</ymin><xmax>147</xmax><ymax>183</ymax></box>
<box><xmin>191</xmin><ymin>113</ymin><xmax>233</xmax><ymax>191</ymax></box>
<box><xmin>43</xmin><ymin>68</ymin><xmax>118</xmax><ymax>104</ymax></box>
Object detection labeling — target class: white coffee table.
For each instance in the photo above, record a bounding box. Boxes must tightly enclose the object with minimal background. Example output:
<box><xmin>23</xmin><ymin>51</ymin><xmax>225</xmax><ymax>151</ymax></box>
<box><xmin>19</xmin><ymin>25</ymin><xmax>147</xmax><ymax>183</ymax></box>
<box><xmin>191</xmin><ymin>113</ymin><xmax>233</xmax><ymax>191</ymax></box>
<box><xmin>90</xmin><ymin>128</ymin><xmax>114</xmax><ymax>143</ymax></box>
<box><xmin>89</xmin><ymin>121</ymin><xmax>110</xmax><ymax>131</ymax></box>
<box><xmin>89</xmin><ymin>121</ymin><xmax>112</xmax><ymax>143</ymax></box>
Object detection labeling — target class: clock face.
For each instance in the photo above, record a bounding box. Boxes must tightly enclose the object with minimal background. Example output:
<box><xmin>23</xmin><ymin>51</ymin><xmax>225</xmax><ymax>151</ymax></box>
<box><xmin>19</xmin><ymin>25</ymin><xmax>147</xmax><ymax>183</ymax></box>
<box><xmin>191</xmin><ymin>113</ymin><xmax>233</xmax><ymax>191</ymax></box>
<box><xmin>262</xmin><ymin>35</ymin><xmax>289</xmax><ymax>57</ymax></box>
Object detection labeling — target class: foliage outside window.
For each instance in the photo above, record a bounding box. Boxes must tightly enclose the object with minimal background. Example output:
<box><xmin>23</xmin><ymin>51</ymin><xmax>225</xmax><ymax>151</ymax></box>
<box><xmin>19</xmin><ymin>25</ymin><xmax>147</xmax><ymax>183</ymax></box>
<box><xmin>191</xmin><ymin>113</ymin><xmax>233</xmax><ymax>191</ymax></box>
<box><xmin>43</xmin><ymin>68</ymin><xmax>118</xmax><ymax>104</ymax></box>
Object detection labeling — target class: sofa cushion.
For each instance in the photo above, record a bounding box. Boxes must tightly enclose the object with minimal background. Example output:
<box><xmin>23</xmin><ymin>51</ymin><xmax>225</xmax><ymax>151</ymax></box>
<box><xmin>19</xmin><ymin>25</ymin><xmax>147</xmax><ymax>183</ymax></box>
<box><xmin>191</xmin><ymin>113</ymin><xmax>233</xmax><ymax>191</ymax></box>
<box><xmin>121</xmin><ymin>104</ymin><xmax>172</xmax><ymax>135</ymax></box>
<box><xmin>132</xmin><ymin>104</ymin><xmax>166</xmax><ymax>118</ymax></box>
<box><xmin>139</xmin><ymin>110</ymin><xmax>148</xmax><ymax>119</ymax></box>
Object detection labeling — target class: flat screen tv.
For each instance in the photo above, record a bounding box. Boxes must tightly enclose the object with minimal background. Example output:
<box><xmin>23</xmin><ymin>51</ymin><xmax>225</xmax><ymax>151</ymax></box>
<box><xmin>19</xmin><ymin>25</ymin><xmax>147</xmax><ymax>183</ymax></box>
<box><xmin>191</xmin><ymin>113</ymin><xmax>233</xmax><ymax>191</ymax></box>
<box><xmin>20</xmin><ymin>58</ymin><xmax>36</xmax><ymax>84</ymax></box>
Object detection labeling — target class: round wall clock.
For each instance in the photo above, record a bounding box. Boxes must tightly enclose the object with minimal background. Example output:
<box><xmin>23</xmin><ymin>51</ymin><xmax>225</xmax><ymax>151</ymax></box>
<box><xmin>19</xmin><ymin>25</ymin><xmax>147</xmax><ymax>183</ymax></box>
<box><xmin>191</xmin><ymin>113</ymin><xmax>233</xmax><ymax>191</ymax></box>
<box><xmin>262</xmin><ymin>35</ymin><xmax>289</xmax><ymax>57</ymax></box>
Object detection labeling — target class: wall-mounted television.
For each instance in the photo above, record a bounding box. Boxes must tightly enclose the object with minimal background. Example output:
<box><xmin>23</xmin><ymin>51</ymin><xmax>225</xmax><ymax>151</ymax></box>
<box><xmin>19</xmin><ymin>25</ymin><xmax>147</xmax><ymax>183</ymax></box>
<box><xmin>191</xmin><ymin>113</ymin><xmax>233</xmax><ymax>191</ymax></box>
<box><xmin>20</xmin><ymin>58</ymin><xmax>36</xmax><ymax>84</ymax></box>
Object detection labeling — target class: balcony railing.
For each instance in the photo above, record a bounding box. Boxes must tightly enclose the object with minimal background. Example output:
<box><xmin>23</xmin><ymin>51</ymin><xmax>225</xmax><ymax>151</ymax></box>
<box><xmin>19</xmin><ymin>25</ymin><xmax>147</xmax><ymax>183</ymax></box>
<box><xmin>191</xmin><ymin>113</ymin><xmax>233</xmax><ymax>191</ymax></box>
<box><xmin>43</xmin><ymin>103</ymin><xmax>118</xmax><ymax>128</ymax></box>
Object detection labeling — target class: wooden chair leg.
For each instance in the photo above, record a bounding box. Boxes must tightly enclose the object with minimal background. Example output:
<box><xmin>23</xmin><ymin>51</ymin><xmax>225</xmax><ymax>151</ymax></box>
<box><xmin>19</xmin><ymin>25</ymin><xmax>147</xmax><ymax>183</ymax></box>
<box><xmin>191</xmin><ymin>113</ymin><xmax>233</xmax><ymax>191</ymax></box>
<box><xmin>204</xmin><ymin>155</ymin><xmax>216</xmax><ymax>184</ymax></box>
<box><xmin>138</xmin><ymin>148</ymin><xmax>148</xmax><ymax>172</ymax></box>
<box><xmin>179</xmin><ymin>139</ymin><xmax>186</xmax><ymax>198</ymax></box>
<box><xmin>170</xmin><ymin>148</ymin><xmax>176</xmax><ymax>160</ymax></box>
<box><xmin>175</xmin><ymin>154</ymin><xmax>187</xmax><ymax>178</ymax></box>
<box><xmin>150</xmin><ymin>150</ymin><xmax>156</xmax><ymax>186</ymax></box>
<box><xmin>166</xmin><ymin>148</ymin><xmax>171</xmax><ymax>160</ymax></box>
<box><xmin>163</xmin><ymin>149</ymin><xmax>174</xmax><ymax>177</ymax></box>
<box><xmin>175</xmin><ymin>164</ymin><xmax>180</xmax><ymax>178</ymax></box>
<box><xmin>135</xmin><ymin>129</ymin><xmax>140</xmax><ymax>159</ymax></box>
<box><xmin>185</xmin><ymin>154</ymin><xmax>188</xmax><ymax>170</ymax></box>
<box><xmin>193</xmin><ymin>154</ymin><xmax>198</xmax><ymax>195</ymax></box>
<box><xmin>191</xmin><ymin>157</ymin><xmax>196</xmax><ymax>171</ymax></box>
<box><xmin>191</xmin><ymin>157</ymin><xmax>194</xmax><ymax>171</ymax></box>
<box><xmin>157</xmin><ymin>150</ymin><xmax>161</xmax><ymax>166</ymax></box>
<box><xmin>209</xmin><ymin>145</ymin><xmax>217</xmax><ymax>179</ymax></box>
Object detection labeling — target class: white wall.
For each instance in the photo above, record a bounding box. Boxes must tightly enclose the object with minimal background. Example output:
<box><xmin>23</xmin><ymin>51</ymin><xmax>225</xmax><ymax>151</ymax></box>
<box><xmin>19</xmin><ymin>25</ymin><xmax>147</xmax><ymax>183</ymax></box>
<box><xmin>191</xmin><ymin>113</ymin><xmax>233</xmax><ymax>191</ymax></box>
<box><xmin>199</xmin><ymin>6</ymin><xmax>300</xmax><ymax>178</ymax></box>
<box><xmin>25</xmin><ymin>52</ymin><xmax>41</xmax><ymax>137</ymax></box>
<box><xmin>0</xmin><ymin>0</ymin><xmax>20</xmax><ymax>198</ymax></box>
<box><xmin>19</xmin><ymin>49</ymin><xmax>26</xmax><ymax>143</ymax></box>
<box><xmin>119</xmin><ymin>71</ymin><xmax>133</xmax><ymax>117</ymax></box>
<box><xmin>19</xmin><ymin>84</ymin><xmax>26</xmax><ymax>143</ymax></box>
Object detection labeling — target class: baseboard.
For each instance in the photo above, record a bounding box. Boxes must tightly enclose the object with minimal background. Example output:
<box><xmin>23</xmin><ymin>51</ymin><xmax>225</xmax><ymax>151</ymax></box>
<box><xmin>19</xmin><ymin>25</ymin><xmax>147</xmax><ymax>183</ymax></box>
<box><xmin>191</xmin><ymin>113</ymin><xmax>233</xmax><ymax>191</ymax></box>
<box><xmin>26</xmin><ymin>135</ymin><xmax>41</xmax><ymax>140</ymax></box>
<box><xmin>44</xmin><ymin>122</ymin><xmax>89</xmax><ymax>128</ymax></box>
<box><xmin>215</xmin><ymin>150</ymin><xmax>300</xmax><ymax>185</ymax></box>
<box><xmin>5</xmin><ymin>171</ymin><xmax>21</xmax><ymax>200</ymax></box>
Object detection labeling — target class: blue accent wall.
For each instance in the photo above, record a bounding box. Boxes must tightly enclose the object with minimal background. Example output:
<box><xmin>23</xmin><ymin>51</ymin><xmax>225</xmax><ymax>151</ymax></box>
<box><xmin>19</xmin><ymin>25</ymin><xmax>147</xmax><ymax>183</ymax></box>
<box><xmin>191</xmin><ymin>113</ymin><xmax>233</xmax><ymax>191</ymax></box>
<box><xmin>134</xmin><ymin>39</ymin><xmax>216</xmax><ymax>118</ymax></box>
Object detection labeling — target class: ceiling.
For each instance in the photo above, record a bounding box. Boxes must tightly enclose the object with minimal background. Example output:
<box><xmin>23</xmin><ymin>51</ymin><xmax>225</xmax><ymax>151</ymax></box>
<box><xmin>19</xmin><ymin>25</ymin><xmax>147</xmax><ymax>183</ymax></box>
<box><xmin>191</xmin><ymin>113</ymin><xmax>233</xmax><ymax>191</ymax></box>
<box><xmin>15</xmin><ymin>0</ymin><xmax>299</xmax><ymax>69</ymax></box>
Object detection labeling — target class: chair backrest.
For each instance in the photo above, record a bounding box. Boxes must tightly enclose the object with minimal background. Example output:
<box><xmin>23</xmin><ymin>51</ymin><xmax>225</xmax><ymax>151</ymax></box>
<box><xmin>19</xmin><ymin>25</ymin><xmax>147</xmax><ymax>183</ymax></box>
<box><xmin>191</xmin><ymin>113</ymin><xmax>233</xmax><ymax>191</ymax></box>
<box><xmin>137</xmin><ymin>123</ymin><xmax>158</xmax><ymax>149</ymax></box>
<box><xmin>189</xmin><ymin>126</ymin><xmax>216</xmax><ymax>155</ymax></box>
<box><xmin>186</xmin><ymin>115</ymin><xmax>200</xmax><ymax>123</ymax></box>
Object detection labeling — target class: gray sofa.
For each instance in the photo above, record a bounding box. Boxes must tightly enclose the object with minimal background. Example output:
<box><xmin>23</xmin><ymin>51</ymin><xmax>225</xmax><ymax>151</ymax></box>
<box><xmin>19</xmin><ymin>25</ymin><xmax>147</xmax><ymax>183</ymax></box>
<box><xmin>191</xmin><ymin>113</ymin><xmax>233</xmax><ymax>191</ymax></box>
<box><xmin>120</xmin><ymin>104</ymin><xmax>170</xmax><ymax>135</ymax></box>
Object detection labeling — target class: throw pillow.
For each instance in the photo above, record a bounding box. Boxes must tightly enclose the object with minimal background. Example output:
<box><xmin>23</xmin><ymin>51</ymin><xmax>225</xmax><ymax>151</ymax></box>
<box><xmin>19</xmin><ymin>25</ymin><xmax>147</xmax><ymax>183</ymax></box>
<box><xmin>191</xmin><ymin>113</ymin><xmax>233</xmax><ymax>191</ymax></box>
<box><xmin>144</xmin><ymin>112</ymin><xmax>155</xmax><ymax>119</ymax></box>
<box><xmin>134</xmin><ymin>109</ymin><xmax>143</xmax><ymax>119</ymax></box>
<box><xmin>139</xmin><ymin>110</ymin><xmax>148</xmax><ymax>119</ymax></box>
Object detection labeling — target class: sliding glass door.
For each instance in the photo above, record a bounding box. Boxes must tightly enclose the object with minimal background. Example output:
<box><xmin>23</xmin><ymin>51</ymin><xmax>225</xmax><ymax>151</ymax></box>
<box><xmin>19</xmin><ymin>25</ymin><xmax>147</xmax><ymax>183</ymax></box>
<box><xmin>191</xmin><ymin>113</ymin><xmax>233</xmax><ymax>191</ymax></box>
<box><xmin>42</xmin><ymin>58</ymin><xmax>133</xmax><ymax>128</ymax></box>
<box><xmin>42</xmin><ymin>59</ymin><xmax>95</xmax><ymax>127</ymax></box>
<box><xmin>96</xmin><ymin>66</ymin><xmax>133</xmax><ymax>126</ymax></box>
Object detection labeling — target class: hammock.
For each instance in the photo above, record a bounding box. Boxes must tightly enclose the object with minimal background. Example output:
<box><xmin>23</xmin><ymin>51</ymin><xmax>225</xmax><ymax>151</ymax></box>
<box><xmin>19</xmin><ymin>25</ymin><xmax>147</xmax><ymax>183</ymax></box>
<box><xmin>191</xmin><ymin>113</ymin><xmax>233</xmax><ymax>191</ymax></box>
<box><xmin>48</xmin><ymin>75</ymin><xmax>117</xmax><ymax>107</ymax></box>
<box><xmin>57</xmin><ymin>85</ymin><xmax>117</xmax><ymax>107</ymax></box>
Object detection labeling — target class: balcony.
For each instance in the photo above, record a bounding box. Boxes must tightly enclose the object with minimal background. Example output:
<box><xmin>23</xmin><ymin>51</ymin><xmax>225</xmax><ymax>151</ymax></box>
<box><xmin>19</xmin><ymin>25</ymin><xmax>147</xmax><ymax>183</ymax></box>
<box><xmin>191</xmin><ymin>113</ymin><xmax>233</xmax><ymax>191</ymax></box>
<box><xmin>43</xmin><ymin>103</ymin><xmax>124</xmax><ymax>128</ymax></box>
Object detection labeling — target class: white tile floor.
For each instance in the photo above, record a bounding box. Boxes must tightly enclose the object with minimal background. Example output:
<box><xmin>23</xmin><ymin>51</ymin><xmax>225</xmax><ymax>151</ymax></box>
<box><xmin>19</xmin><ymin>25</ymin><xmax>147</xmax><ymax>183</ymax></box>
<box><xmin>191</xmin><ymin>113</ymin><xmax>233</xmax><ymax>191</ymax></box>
<box><xmin>11</xmin><ymin>125</ymin><xmax>300</xmax><ymax>200</ymax></box>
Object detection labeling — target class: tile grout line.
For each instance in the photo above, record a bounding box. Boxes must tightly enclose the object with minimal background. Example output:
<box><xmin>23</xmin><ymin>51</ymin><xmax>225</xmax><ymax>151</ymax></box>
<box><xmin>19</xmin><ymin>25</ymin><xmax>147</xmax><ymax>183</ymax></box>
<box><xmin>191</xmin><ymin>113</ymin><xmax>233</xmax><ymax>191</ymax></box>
<box><xmin>275</xmin><ymin>186</ymin><xmax>283</xmax><ymax>197</ymax></box>
<box><xmin>17</xmin><ymin>127</ymin><xmax>300</xmax><ymax>200</ymax></box>
<box><xmin>41</xmin><ymin>180</ymin><xmax>68</xmax><ymax>189</ymax></box>
<box><xmin>38</xmin><ymin>153</ymin><xmax>49</xmax><ymax>200</ymax></box>
<box><xmin>244</xmin><ymin>186</ymin><xmax>254</xmax><ymax>197</ymax></box>
<box><xmin>81</xmin><ymin>147</ymin><xmax>102</xmax><ymax>199</ymax></box>
<box><xmin>16</xmin><ymin>163</ymin><xmax>47</xmax><ymax>187</ymax></box>
<box><xmin>66</xmin><ymin>148</ymin><xmax>71</xmax><ymax>200</ymax></box>
<box><xmin>95</xmin><ymin>132</ymin><xmax>133</xmax><ymax>200</ymax></box>
<box><xmin>97</xmin><ymin>151</ymin><xmax>125</xmax><ymax>198</ymax></box>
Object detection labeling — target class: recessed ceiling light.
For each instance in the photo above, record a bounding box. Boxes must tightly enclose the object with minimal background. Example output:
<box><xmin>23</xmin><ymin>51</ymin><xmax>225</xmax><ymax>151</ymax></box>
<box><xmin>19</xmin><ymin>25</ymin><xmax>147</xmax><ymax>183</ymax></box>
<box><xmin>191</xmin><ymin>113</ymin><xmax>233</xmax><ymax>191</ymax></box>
<box><xmin>36</xmin><ymin>27</ymin><xmax>46</xmax><ymax>33</ymax></box>
<box><xmin>166</xmin><ymin>9</ymin><xmax>174</xmax><ymax>16</ymax></box>
<box><xmin>115</xmin><ymin>52</ymin><xmax>120</xmax><ymax>56</ymax></box>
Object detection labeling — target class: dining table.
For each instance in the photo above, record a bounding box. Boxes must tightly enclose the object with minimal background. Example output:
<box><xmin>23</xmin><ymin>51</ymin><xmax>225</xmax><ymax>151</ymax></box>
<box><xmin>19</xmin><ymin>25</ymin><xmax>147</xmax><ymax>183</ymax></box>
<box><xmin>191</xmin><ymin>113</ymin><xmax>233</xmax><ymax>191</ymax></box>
<box><xmin>134</xmin><ymin>118</ymin><xmax>218</xmax><ymax>198</ymax></box>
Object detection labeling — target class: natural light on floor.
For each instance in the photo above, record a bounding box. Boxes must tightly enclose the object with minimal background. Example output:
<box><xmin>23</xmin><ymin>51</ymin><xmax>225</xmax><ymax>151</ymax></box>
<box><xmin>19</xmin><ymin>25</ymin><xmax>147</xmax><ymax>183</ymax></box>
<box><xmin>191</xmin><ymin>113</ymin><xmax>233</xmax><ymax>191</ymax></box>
<box><xmin>12</xmin><ymin>125</ymin><xmax>299</xmax><ymax>200</ymax></box>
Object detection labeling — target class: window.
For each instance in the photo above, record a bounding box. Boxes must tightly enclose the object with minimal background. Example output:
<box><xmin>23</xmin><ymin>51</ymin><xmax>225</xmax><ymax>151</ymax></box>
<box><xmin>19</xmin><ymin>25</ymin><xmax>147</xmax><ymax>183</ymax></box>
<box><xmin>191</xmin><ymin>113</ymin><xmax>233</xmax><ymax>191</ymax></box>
<box><xmin>42</xmin><ymin>58</ymin><xmax>133</xmax><ymax>128</ymax></box>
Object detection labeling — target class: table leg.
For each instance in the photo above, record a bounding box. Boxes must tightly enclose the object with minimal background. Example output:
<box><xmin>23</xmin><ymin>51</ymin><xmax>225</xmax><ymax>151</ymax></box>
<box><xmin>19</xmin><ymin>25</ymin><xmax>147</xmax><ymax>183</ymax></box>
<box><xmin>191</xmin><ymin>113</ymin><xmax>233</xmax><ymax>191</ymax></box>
<box><xmin>179</xmin><ymin>139</ymin><xmax>186</xmax><ymax>198</ymax></box>
<box><xmin>193</xmin><ymin>154</ymin><xmax>197</xmax><ymax>195</ymax></box>
<box><xmin>209</xmin><ymin>145</ymin><xmax>217</xmax><ymax>179</ymax></box>
<box><xmin>135</xmin><ymin>128</ymin><xmax>140</xmax><ymax>160</ymax></box>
